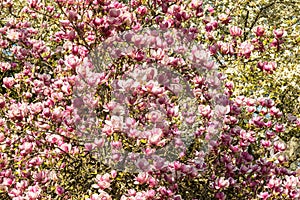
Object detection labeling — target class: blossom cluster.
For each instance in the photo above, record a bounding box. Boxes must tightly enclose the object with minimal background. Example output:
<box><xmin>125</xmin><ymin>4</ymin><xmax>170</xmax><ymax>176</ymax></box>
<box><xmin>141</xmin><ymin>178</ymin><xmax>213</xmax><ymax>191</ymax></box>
<box><xmin>0</xmin><ymin>0</ymin><xmax>299</xmax><ymax>199</ymax></box>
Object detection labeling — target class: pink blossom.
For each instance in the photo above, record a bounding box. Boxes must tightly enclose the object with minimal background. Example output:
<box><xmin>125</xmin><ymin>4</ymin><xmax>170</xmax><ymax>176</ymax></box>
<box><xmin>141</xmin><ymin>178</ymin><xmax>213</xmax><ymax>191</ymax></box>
<box><xmin>254</xmin><ymin>26</ymin><xmax>265</xmax><ymax>37</ymax></box>
<box><xmin>258</xmin><ymin>192</ymin><xmax>271</xmax><ymax>200</ymax></box>
<box><xmin>217</xmin><ymin>42</ymin><xmax>230</xmax><ymax>55</ymax></box>
<box><xmin>111</xmin><ymin>140</ymin><xmax>122</xmax><ymax>149</ymax></box>
<box><xmin>205</xmin><ymin>23</ymin><xmax>213</xmax><ymax>32</ymax></box>
<box><xmin>274</xmin><ymin>141</ymin><xmax>286</xmax><ymax>152</ymax></box>
<box><xmin>146</xmin><ymin>110</ymin><xmax>163</xmax><ymax>123</ymax></box>
<box><xmin>61</xmin><ymin>82</ymin><xmax>72</xmax><ymax>95</ymax></box>
<box><xmin>3</xmin><ymin>77</ymin><xmax>15</xmax><ymax>89</ymax></box>
<box><xmin>64</xmin><ymin>54</ymin><xmax>81</xmax><ymax>70</ymax></box>
<box><xmin>26</xmin><ymin>185</ymin><xmax>41</xmax><ymax>199</ymax></box>
<box><xmin>6</xmin><ymin>29</ymin><xmax>19</xmax><ymax>41</ymax></box>
<box><xmin>150</xmin><ymin>48</ymin><xmax>165</xmax><ymax>60</ymax></box>
<box><xmin>88</xmin><ymin>192</ymin><xmax>112</xmax><ymax>200</ymax></box>
<box><xmin>148</xmin><ymin>128</ymin><xmax>163</xmax><ymax>146</ymax></box>
<box><xmin>52</xmin><ymin>107</ymin><xmax>63</xmax><ymax>121</ymax></box>
<box><xmin>109</xmin><ymin>9</ymin><xmax>121</xmax><ymax>18</ymax></box>
<box><xmin>215</xmin><ymin>192</ymin><xmax>226</xmax><ymax>200</ymax></box>
<box><xmin>55</xmin><ymin>186</ymin><xmax>64</xmax><ymax>195</ymax></box>
<box><xmin>274</xmin><ymin>124</ymin><xmax>284</xmax><ymax>133</ymax></box>
<box><xmin>260</xmin><ymin>61</ymin><xmax>277</xmax><ymax>73</ymax></box>
<box><xmin>84</xmin><ymin>143</ymin><xmax>94</xmax><ymax>151</ymax></box>
<box><xmin>121</xmin><ymin>12</ymin><xmax>134</xmax><ymax>26</ymax></box>
<box><xmin>28</xmin><ymin>156</ymin><xmax>43</xmax><ymax>167</ymax></box>
<box><xmin>111</xmin><ymin>170</ymin><xmax>117</xmax><ymax>179</ymax></box>
<box><xmin>8</xmin><ymin>104</ymin><xmax>24</xmax><ymax>121</ymax></box>
<box><xmin>134</xmin><ymin>172</ymin><xmax>148</xmax><ymax>184</ymax></box>
<box><xmin>0</xmin><ymin>62</ymin><xmax>11</xmax><ymax>72</ymax></box>
<box><xmin>2</xmin><ymin>177</ymin><xmax>14</xmax><ymax>186</ymax></box>
<box><xmin>189</xmin><ymin>0</ymin><xmax>202</xmax><ymax>9</ymax></box>
<box><xmin>277</xmin><ymin>155</ymin><xmax>286</xmax><ymax>163</ymax></box>
<box><xmin>68</xmin><ymin>10</ymin><xmax>78</xmax><ymax>21</ymax></box>
<box><xmin>51</xmin><ymin>92</ymin><xmax>64</xmax><ymax>102</ymax></box>
<box><xmin>273</xmin><ymin>29</ymin><xmax>284</xmax><ymax>38</ymax></box>
<box><xmin>172</xmin><ymin>161</ymin><xmax>182</xmax><ymax>171</ymax></box>
<box><xmin>147</xmin><ymin>177</ymin><xmax>157</xmax><ymax>188</ymax></box>
<box><xmin>267</xmin><ymin>177</ymin><xmax>282</xmax><ymax>189</ymax></box>
<box><xmin>289</xmin><ymin>190</ymin><xmax>299</xmax><ymax>199</ymax></box>
<box><xmin>59</xmin><ymin>143</ymin><xmax>72</xmax><ymax>153</ymax></box>
<box><xmin>218</xmin><ymin>13</ymin><xmax>231</xmax><ymax>24</ymax></box>
<box><xmin>125</xmin><ymin>117</ymin><xmax>136</xmax><ymax>128</ymax></box>
<box><xmin>93</xmin><ymin>173</ymin><xmax>111</xmax><ymax>190</ymax></box>
<box><xmin>0</xmin><ymin>132</ymin><xmax>5</xmax><ymax>142</ymax></box>
<box><xmin>215</xmin><ymin>105</ymin><xmax>230</xmax><ymax>116</ymax></box>
<box><xmin>209</xmin><ymin>44</ymin><xmax>218</xmax><ymax>55</ymax></box>
<box><xmin>42</xmin><ymin>107</ymin><xmax>51</xmax><ymax>118</ymax></box>
<box><xmin>198</xmin><ymin>105</ymin><xmax>211</xmax><ymax>117</ymax></box>
<box><xmin>136</xmin><ymin>6</ymin><xmax>147</xmax><ymax>16</ymax></box>
<box><xmin>271</xmin><ymin>39</ymin><xmax>283</xmax><ymax>49</ymax></box>
<box><xmin>283</xmin><ymin>175</ymin><xmax>298</xmax><ymax>189</ymax></box>
<box><xmin>239</xmin><ymin>41</ymin><xmax>254</xmax><ymax>58</ymax></box>
<box><xmin>46</xmin><ymin>134</ymin><xmax>63</xmax><ymax>145</ymax></box>
<box><xmin>128</xmin><ymin>189</ymin><xmax>136</xmax><ymax>196</ymax></box>
<box><xmin>105</xmin><ymin>115</ymin><xmax>123</xmax><ymax>131</ymax></box>
<box><xmin>94</xmin><ymin>138</ymin><xmax>105</xmax><ymax>148</ymax></box>
<box><xmin>19</xmin><ymin>142</ymin><xmax>34</xmax><ymax>154</ymax></box>
<box><xmin>102</xmin><ymin>124</ymin><xmax>113</xmax><ymax>136</ymax></box>
<box><xmin>28</xmin><ymin>0</ymin><xmax>40</xmax><ymax>9</ymax></box>
<box><xmin>207</xmin><ymin>7</ymin><xmax>215</xmax><ymax>13</ymax></box>
<box><xmin>93</xmin><ymin>17</ymin><xmax>104</xmax><ymax>26</ymax></box>
<box><xmin>229</xmin><ymin>26</ymin><xmax>243</xmax><ymax>37</ymax></box>
<box><xmin>247</xmin><ymin>106</ymin><xmax>256</xmax><ymax>113</ymax></box>
<box><xmin>214</xmin><ymin>177</ymin><xmax>229</xmax><ymax>189</ymax></box>
<box><xmin>30</xmin><ymin>102</ymin><xmax>43</xmax><ymax>114</ymax></box>
<box><xmin>33</xmin><ymin>171</ymin><xmax>49</xmax><ymax>184</ymax></box>
<box><xmin>261</xmin><ymin>139</ymin><xmax>271</xmax><ymax>148</ymax></box>
<box><xmin>8</xmin><ymin>188</ymin><xmax>22</xmax><ymax>198</ymax></box>
<box><xmin>296</xmin><ymin>119</ymin><xmax>300</xmax><ymax>128</ymax></box>
<box><xmin>225</xmin><ymin>81</ymin><xmax>234</xmax><ymax>90</ymax></box>
<box><xmin>270</xmin><ymin>106</ymin><xmax>280</xmax><ymax>116</ymax></box>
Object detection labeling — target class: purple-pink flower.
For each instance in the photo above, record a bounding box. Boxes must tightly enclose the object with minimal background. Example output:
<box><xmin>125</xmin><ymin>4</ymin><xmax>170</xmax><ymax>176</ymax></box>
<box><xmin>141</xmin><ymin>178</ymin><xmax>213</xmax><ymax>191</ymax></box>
<box><xmin>273</xmin><ymin>28</ymin><xmax>285</xmax><ymax>38</ymax></box>
<box><xmin>238</xmin><ymin>41</ymin><xmax>254</xmax><ymax>58</ymax></box>
<box><xmin>229</xmin><ymin>26</ymin><xmax>243</xmax><ymax>37</ymax></box>
<box><xmin>3</xmin><ymin>77</ymin><xmax>15</xmax><ymax>89</ymax></box>
<box><xmin>214</xmin><ymin>177</ymin><xmax>230</xmax><ymax>189</ymax></box>
<box><xmin>258</xmin><ymin>192</ymin><xmax>271</xmax><ymax>200</ymax></box>
<box><xmin>254</xmin><ymin>26</ymin><xmax>265</xmax><ymax>37</ymax></box>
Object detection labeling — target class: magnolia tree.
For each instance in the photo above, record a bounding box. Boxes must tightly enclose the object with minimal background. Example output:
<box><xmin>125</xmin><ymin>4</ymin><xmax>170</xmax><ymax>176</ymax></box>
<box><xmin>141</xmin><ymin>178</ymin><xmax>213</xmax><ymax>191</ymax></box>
<box><xmin>0</xmin><ymin>0</ymin><xmax>299</xmax><ymax>200</ymax></box>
